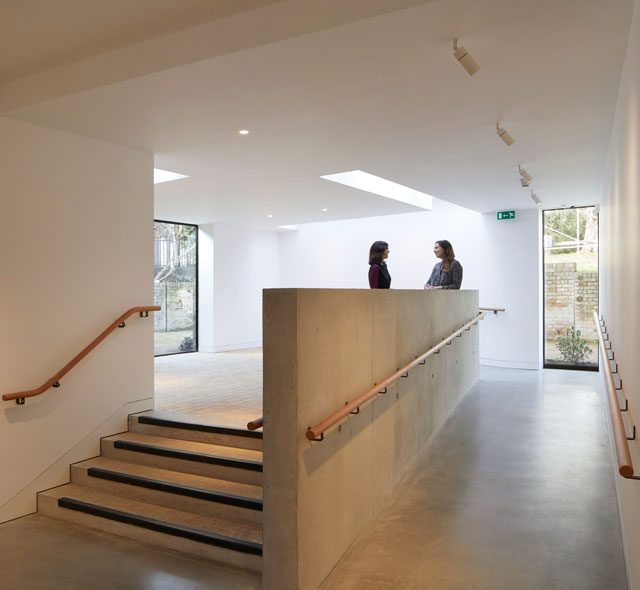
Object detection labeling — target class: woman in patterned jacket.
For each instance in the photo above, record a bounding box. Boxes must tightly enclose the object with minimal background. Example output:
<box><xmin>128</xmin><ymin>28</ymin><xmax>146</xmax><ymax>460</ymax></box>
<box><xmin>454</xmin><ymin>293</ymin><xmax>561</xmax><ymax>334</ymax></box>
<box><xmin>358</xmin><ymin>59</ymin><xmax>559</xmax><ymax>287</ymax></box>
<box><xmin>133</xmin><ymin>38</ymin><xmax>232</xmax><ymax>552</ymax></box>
<box><xmin>424</xmin><ymin>240</ymin><xmax>463</xmax><ymax>290</ymax></box>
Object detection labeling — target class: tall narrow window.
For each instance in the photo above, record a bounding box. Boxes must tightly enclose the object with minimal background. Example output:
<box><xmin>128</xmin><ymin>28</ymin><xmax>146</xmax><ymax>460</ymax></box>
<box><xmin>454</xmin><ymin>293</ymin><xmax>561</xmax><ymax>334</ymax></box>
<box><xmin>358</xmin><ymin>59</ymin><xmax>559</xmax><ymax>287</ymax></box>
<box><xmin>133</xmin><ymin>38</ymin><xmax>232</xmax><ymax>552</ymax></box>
<box><xmin>153</xmin><ymin>221</ymin><xmax>198</xmax><ymax>356</ymax></box>
<box><xmin>543</xmin><ymin>206</ymin><xmax>598</xmax><ymax>369</ymax></box>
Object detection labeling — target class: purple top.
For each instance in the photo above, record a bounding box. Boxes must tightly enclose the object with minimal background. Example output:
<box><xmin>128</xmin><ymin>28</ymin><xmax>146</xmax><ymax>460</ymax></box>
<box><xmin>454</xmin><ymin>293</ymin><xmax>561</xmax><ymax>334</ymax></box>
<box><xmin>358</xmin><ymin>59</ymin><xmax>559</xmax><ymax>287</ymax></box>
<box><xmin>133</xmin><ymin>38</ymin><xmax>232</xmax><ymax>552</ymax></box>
<box><xmin>369</xmin><ymin>264</ymin><xmax>391</xmax><ymax>289</ymax></box>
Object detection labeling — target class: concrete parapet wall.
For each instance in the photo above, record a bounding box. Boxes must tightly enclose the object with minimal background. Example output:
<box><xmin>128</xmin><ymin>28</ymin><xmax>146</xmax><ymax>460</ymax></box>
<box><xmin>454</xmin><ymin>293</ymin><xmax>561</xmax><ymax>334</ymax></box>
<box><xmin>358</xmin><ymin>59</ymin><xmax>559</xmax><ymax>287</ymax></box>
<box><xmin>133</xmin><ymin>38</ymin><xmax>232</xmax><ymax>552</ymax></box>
<box><xmin>262</xmin><ymin>289</ymin><xmax>479</xmax><ymax>590</ymax></box>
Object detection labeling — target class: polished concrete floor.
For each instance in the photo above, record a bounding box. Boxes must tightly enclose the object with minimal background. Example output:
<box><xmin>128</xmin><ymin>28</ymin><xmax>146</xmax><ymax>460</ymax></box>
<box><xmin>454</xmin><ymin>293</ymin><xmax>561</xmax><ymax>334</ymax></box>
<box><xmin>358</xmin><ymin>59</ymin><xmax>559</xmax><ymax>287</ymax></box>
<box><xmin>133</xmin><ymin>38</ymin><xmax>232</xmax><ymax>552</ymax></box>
<box><xmin>321</xmin><ymin>366</ymin><xmax>627</xmax><ymax>590</ymax></box>
<box><xmin>0</xmin><ymin>359</ymin><xmax>627</xmax><ymax>589</ymax></box>
<box><xmin>0</xmin><ymin>513</ymin><xmax>260</xmax><ymax>589</ymax></box>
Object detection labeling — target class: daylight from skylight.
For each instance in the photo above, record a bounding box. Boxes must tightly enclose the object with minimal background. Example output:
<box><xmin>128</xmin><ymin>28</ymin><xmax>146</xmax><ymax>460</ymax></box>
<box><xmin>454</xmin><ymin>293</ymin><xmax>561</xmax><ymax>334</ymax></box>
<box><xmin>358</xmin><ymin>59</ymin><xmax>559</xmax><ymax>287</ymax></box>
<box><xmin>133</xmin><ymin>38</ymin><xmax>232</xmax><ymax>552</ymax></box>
<box><xmin>154</xmin><ymin>168</ymin><xmax>189</xmax><ymax>184</ymax></box>
<box><xmin>320</xmin><ymin>170</ymin><xmax>433</xmax><ymax>210</ymax></box>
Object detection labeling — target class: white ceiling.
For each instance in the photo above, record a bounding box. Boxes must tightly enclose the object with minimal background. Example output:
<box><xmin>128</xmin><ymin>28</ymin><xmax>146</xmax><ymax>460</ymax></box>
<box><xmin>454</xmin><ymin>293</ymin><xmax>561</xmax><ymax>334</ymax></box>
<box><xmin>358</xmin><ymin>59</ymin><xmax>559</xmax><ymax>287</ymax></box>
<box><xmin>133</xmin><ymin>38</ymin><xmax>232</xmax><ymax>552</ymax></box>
<box><xmin>0</xmin><ymin>0</ymin><xmax>282</xmax><ymax>84</ymax></box>
<box><xmin>3</xmin><ymin>0</ymin><xmax>634</xmax><ymax>229</ymax></box>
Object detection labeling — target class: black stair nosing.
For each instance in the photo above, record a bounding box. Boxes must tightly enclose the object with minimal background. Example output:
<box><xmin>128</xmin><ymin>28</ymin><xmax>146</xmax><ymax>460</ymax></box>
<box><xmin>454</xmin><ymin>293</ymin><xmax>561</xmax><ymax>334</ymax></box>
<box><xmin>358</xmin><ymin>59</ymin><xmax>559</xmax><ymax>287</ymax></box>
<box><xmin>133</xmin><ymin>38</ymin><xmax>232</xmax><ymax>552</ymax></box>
<box><xmin>137</xmin><ymin>416</ymin><xmax>263</xmax><ymax>439</ymax></box>
<box><xmin>86</xmin><ymin>467</ymin><xmax>263</xmax><ymax>511</ymax></box>
<box><xmin>112</xmin><ymin>440</ymin><xmax>263</xmax><ymax>472</ymax></box>
<box><xmin>57</xmin><ymin>497</ymin><xmax>262</xmax><ymax>556</ymax></box>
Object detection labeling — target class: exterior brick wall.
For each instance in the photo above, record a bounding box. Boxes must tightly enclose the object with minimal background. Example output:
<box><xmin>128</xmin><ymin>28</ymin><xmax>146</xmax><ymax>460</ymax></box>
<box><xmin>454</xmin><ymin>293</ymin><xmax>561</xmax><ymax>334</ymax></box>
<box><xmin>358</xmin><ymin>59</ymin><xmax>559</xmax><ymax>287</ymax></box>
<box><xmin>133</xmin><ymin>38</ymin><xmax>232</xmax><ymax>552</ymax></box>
<box><xmin>544</xmin><ymin>262</ymin><xmax>598</xmax><ymax>343</ymax></box>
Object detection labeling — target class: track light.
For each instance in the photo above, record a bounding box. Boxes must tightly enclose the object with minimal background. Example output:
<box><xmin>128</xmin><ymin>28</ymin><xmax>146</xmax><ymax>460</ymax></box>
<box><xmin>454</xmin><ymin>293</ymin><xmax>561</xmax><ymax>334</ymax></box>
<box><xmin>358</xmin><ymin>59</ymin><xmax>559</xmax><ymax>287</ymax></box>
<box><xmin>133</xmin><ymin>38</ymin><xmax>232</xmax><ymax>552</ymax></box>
<box><xmin>496</xmin><ymin>123</ymin><xmax>515</xmax><ymax>147</ymax></box>
<box><xmin>531</xmin><ymin>191</ymin><xmax>542</xmax><ymax>206</ymax></box>
<box><xmin>453</xmin><ymin>39</ymin><xmax>479</xmax><ymax>76</ymax></box>
<box><xmin>518</xmin><ymin>165</ymin><xmax>533</xmax><ymax>184</ymax></box>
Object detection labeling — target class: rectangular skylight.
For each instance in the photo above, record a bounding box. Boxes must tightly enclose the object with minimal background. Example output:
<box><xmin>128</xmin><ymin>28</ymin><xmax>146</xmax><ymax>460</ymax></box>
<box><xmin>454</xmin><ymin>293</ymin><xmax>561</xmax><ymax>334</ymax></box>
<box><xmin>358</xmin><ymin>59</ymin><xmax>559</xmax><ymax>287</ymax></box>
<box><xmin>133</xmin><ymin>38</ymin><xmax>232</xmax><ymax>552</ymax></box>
<box><xmin>154</xmin><ymin>168</ymin><xmax>189</xmax><ymax>184</ymax></box>
<box><xmin>320</xmin><ymin>170</ymin><xmax>433</xmax><ymax>210</ymax></box>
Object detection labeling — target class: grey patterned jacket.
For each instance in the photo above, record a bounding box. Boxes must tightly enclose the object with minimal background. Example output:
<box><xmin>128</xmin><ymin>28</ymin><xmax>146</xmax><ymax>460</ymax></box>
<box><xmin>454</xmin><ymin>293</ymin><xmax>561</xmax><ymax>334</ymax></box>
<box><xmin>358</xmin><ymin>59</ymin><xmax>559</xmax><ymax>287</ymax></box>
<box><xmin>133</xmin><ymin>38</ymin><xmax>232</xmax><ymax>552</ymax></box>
<box><xmin>424</xmin><ymin>259</ymin><xmax>463</xmax><ymax>290</ymax></box>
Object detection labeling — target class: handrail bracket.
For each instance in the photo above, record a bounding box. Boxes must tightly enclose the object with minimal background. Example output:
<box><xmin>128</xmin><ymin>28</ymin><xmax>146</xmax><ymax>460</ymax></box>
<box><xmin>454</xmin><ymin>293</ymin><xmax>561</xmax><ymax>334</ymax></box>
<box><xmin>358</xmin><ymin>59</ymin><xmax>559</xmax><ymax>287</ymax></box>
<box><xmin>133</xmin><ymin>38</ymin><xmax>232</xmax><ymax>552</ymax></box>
<box><xmin>594</xmin><ymin>312</ymin><xmax>637</xmax><ymax>481</ymax></box>
<box><xmin>305</xmin><ymin>311</ymin><xmax>484</xmax><ymax>442</ymax></box>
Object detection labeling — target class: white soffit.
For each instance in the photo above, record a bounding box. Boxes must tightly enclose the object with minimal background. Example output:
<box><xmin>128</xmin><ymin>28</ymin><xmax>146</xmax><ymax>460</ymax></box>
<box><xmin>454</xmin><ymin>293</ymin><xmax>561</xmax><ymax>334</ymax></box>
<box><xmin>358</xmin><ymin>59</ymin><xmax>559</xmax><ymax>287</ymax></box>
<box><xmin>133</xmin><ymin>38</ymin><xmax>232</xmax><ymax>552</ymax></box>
<box><xmin>321</xmin><ymin>171</ymin><xmax>433</xmax><ymax>210</ymax></box>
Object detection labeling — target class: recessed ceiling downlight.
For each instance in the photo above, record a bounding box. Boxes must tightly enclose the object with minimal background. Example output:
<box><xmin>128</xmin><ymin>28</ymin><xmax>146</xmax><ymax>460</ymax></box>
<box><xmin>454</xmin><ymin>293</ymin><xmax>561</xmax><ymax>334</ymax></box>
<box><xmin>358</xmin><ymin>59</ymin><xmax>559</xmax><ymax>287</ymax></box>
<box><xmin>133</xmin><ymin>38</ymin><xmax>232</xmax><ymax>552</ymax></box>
<box><xmin>153</xmin><ymin>168</ymin><xmax>189</xmax><ymax>184</ymax></box>
<box><xmin>320</xmin><ymin>170</ymin><xmax>433</xmax><ymax>210</ymax></box>
<box><xmin>239</xmin><ymin>129</ymin><xmax>250</xmax><ymax>135</ymax></box>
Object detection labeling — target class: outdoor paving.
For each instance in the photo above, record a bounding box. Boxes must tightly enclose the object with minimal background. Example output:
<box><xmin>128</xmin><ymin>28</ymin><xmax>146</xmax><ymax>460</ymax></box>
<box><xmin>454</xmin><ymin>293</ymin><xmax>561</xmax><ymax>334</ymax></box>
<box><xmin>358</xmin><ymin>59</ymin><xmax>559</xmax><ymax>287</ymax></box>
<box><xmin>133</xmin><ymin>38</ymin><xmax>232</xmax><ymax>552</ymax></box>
<box><xmin>154</xmin><ymin>329</ymin><xmax>194</xmax><ymax>355</ymax></box>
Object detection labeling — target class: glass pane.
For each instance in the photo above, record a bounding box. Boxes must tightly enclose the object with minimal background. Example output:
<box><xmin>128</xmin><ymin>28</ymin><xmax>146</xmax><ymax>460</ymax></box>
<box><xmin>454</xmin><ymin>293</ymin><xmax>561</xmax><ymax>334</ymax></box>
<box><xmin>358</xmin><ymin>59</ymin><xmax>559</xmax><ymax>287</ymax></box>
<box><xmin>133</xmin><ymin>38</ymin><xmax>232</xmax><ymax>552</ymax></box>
<box><xmin>153</xmin><ymin>221</ymin><xmax>197</xmax><ymax>356</ymax></box>
<box><xmin>543</xmin><ymin>206</ymin><xmax>598</xmax><ymax>369</ymax></box>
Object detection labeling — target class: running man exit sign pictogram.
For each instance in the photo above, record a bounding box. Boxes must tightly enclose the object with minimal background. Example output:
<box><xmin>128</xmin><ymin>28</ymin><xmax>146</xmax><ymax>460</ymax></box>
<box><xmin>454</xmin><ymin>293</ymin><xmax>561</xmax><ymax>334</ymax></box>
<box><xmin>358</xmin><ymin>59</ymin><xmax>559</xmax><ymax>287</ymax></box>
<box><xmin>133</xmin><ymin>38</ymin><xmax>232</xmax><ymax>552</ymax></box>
<box><xmin>497</xmin><ymin>210</ymin><xmax>516</xmax><ymax>220</ymax></box>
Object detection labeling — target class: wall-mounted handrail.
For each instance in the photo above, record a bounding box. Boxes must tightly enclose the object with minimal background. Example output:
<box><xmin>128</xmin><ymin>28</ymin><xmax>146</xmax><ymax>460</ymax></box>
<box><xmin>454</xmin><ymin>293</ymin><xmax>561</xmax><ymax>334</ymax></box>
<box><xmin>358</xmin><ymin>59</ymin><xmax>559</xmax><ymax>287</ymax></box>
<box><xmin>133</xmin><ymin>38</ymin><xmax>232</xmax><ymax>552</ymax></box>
<box><xmin>3</xmin><ymin>306</ymin><xmax>161</xmax><ymax>405</ymax></box>
<box><xmin>594</xmin><ymin>312</ymin><xmax>637</xmax><ymax>479</ymax></box>
<box><xmin>306</xmin><ymin>311</ymin><xmax>485</xmax><ymax>441</ymax></box>
<box><xmin>247</xmin><ymin>417</ymin><xmax>263</xmax><ymax>430</ymax></box>
<box><xmin>479</xmin><ymin>307</ymin><xmax>505</xmax><ymax>314</ymax></box>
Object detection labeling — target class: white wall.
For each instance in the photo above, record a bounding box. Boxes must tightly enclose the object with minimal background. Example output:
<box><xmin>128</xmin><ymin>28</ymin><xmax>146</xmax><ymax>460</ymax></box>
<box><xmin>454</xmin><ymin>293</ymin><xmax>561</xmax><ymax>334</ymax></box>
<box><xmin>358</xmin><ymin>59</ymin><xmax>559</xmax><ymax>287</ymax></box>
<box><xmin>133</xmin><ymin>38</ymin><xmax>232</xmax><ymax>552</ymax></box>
<box><xmin>211</xmin><ymin>223</ymin><xmax>279</xmax><ymax>351</ymax></box>
<box><xmin>0</xmin><ymin>117</ymin><xmax>154</xmax><ymax>522</ymax></box>
<box><xmin>477</xmin><ymin>209</ymin><xmax>541</xmax><ymax>369</ymax></box>
<box><xmin>278</xmin><ymin>199</ymin><xmax>541</xmax><ymax>368</ymax></box>
<box><xmin>198</xmin><ymin>224</ymin><xmax>215</xmax><ymax>352</ymax></box>
<box><xmin>600</xmin><ymin>0</ymin><xmax>640</xmax><ymax>586</ymax></box>
<box><xmin>279</xmin><ymin>199</ymin><xmax>482</xmax><ymax>290</ymax></box>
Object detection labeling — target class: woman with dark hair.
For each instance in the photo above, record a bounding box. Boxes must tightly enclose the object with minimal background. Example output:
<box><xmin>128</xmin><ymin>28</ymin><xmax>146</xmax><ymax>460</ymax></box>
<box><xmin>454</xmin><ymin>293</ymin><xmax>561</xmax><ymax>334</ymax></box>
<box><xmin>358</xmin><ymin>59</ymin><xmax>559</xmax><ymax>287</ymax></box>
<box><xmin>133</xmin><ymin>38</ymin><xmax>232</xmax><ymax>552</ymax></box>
<box><xmin>424</xmin><ymin>240</ymin><xmax>463</xmax><ymax>290</ymax></box>
<box><xmin>368</xmin><ymin>241</ymin><xmax>391</xmax><ymax>289</ymax></box>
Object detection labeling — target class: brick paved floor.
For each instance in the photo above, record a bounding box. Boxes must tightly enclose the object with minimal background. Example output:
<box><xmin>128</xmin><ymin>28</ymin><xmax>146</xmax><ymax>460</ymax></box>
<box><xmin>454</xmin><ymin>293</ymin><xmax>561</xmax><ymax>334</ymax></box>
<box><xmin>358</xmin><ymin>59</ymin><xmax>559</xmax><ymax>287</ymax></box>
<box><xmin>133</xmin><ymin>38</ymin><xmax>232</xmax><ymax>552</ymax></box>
<box><xmin>154</xmin><ymin>350</ymin><xmax>263</xmax><ymax>428</ymax></box>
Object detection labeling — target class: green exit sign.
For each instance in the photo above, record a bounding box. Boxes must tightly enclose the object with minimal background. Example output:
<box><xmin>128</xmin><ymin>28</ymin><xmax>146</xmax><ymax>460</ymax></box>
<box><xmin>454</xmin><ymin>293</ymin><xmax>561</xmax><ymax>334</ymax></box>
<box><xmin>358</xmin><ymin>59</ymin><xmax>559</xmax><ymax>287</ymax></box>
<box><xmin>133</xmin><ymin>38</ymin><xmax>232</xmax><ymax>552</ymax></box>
<box><xmin>497</xmin><ymin>210</ymin><xmax>516</xmax><ymax>220</ymax></box>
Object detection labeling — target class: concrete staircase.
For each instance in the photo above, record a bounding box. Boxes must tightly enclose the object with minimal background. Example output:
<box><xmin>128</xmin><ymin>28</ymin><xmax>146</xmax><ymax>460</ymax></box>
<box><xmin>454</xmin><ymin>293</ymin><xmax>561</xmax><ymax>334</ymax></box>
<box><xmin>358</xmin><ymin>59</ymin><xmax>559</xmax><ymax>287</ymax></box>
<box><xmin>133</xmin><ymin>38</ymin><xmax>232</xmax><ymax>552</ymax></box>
<box><xmin>38</xmin><ymin>412</ymin><xmax>263</xmax><ymax>571</ymax></box>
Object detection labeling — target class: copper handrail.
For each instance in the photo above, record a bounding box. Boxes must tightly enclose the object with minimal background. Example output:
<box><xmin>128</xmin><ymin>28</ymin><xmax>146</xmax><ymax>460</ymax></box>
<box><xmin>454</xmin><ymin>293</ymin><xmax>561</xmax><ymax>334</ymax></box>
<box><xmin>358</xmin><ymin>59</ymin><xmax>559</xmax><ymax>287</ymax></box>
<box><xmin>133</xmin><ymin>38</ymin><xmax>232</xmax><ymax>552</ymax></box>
<box><xmin>593</xmin><ymin>312</ymin><xmax>636</xmax><ymax>478</ymax></box>
<box><xmin>306</xmin><ymin>312</ymin><xmax>485</xmax><ymax>441</ymax></box>
<box><xmin>3</xmin><ymin>306</ymin><xmax>161</xmax><ymax>405</ymax></box>
<box><xmin>247</xmin><ymin>417</ymin><xmax>263</xmax><ymax>430</ymax></box>
<box><xmin>479</xmin><ymin>307</ymin><xmax>505</xmax><ymax>314</ymax></box>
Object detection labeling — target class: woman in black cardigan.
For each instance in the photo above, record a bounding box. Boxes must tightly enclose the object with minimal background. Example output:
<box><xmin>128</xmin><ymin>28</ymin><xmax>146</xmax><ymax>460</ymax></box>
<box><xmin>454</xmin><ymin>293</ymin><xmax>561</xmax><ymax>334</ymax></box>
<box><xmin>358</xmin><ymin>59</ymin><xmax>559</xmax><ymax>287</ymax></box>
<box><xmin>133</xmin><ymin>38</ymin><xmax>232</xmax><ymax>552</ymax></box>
<box><xmin>368</xmin><ymin>241</ymin><xmax>391</xmax><ymax>289</ymax></box>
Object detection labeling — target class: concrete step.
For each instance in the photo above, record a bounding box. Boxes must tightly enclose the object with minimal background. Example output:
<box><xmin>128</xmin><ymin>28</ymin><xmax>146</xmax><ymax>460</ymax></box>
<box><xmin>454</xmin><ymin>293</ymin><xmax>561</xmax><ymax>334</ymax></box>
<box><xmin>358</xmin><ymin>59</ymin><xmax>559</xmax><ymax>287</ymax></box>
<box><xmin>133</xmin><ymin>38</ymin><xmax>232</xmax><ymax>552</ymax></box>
<box><xmin>72</xmin><ymin>457</ymin><xmax>262</xmax><ymax>524</ymax></box>
<box><xmin>101</xmin><ymin>432</ymin><xmax>263</xmax><ymax>485</ymax></box>
<box><xmin>38</xmin><ymin>484</ymin><xmax>262</xmax><ymax>571</ymax></box>
<box><xmin>129</xmin><ymin>410</ymin><xmax>262</xmax><ymax>451</ymax></box>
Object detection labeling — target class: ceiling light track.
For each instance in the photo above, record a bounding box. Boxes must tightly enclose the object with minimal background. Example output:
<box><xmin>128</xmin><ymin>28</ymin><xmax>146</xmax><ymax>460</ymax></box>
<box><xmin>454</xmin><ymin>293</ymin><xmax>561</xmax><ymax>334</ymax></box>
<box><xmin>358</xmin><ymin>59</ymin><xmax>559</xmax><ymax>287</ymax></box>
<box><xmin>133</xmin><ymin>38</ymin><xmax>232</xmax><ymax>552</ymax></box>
<box><xmin>450</xmin><ymin>38</ymin><xmax>538</xmax><ymax>207</ymax></box>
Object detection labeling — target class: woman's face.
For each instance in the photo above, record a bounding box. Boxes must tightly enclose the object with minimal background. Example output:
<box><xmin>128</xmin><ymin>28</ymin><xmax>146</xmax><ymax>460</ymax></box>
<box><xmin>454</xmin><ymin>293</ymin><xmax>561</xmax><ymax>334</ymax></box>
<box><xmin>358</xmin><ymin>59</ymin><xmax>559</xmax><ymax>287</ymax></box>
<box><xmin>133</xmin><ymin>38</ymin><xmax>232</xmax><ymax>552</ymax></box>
<box><xmin>383</xmin><ymin>248</ymin><xmax>390</xmax><ymax>260</ymax></box>
<box><xmin>433</xmin><ymin>243</ymin><xmax>444</xmax><ymax>259</ymax></box>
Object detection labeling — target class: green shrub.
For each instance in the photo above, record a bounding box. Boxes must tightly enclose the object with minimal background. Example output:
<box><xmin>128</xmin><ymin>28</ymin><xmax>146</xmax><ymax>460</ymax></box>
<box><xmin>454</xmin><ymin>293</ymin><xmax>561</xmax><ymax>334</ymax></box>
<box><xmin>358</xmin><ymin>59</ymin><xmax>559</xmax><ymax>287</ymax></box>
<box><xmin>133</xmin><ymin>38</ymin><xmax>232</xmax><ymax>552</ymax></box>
<box><xmin>556</xmin><ymin>326</ymin><xmax>592</xmax><ymax>363</ymax></box>
<box><xmin>179</xmin><ymin>336</ymin><xmax>195</xmax><ymax>352</ymax></box>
